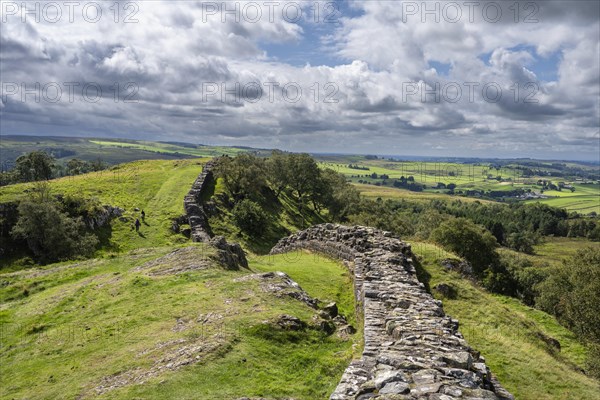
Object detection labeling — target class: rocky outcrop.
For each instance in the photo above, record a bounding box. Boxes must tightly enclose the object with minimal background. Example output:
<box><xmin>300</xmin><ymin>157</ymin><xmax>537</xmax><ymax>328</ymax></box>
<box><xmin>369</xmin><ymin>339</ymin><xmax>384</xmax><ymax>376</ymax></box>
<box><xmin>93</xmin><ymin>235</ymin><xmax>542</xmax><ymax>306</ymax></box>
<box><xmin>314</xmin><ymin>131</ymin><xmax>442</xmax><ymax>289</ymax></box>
<box><xmin>85</xmin><ymin>205</ymin><xmax>124</xmax><ymax>230</ymax></box>
<box><xmin>271</xmin><ymin>224</ymin><xmax>514</xmax><ymax>400</ymax></box>
<box><xmin>209</xmin><ymin>236</ymin><xmax>249</xmax><ymax>269</ymax></box>
<box><xmin>183</xmin><ymin>159</ymin><xmax>248</xmax><ymax>270</ymax></box>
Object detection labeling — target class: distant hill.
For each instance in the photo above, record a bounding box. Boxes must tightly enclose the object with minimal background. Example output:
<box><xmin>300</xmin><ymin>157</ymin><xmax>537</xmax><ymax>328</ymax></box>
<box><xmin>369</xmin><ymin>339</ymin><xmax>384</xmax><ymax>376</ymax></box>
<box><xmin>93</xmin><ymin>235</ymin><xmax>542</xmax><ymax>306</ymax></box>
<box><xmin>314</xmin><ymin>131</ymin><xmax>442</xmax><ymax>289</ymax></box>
<box><xmin>0</xmin><ymin>135</ymin><xmax>256</xmax><ymax>169</ymax></box>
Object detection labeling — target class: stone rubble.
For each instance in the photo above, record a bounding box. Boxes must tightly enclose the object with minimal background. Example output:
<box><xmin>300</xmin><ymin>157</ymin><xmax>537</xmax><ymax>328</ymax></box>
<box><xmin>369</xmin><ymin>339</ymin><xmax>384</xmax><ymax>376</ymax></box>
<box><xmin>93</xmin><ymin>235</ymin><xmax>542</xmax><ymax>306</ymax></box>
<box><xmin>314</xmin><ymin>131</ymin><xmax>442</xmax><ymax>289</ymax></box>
<box><xmin>270</xmin><ymin>224</ymin><xmax>514</xmax><ymax>400</ymax></box>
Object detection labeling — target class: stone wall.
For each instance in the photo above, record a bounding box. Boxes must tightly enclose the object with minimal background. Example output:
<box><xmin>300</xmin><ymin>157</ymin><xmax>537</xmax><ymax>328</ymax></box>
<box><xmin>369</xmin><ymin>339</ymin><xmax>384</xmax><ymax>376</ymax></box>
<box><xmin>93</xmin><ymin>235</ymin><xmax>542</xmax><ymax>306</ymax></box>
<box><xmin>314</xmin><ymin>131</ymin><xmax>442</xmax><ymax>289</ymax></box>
<box><xmin>271</xmin><ymin>224</ymin><xmax>514</xmax><ymax>400</ymax></box>
<box><xmin>184</xmin><ymin>159</ymin><xmax>217</xmax><ymax>242</ymax></box>
<box><xmin>183</xmin><ymin>159</ymin><xmax>248</xmax><ymax>269</ymax></box>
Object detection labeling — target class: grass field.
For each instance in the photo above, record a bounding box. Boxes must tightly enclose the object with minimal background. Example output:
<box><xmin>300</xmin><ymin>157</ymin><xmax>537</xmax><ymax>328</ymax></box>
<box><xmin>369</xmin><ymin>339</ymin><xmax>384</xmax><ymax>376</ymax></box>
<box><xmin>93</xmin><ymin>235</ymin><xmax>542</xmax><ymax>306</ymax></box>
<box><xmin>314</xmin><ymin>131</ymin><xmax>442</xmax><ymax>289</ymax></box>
<box><xmin>0</xmin><ymin>159</ymin><xmax>208</xmax><ymax>258</ymax></box>
<box><xmin>88</xmin><ymin>140</ymin><xmax>248</xmax><ymax>159</ymax></box>
<box><xmin>528</xmin><ymin>184</ymin><xmax>600</xmax><ymax>214</ymax></box>
<box><xmin>531</xmin><ymin>237</ymin><xmax>600</xmax><ymax>268</ymax></box>
<box><xmin>355</xmin><ymin>183</ymin><xmax>496</xmax><ymax>204</ymax></box>
<box><xmin>412</xmin><ymin>241</ymin><xmax>600</xmax><ymax>400</ymax></box>
<box><xmin>0</xmin><ymin>248</ymin><xmax>359</xmax><ymax>399</ymax></box>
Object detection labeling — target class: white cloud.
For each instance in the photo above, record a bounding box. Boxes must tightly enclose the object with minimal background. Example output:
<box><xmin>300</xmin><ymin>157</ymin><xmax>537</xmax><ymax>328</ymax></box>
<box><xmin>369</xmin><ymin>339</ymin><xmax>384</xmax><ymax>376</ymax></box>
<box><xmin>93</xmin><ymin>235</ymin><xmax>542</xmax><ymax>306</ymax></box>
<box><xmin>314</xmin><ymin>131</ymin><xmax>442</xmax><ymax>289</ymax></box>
<box><xmin>0</xmin><ymin>0</ymin><xmax>598</xmax><ymax>160</ymax></box>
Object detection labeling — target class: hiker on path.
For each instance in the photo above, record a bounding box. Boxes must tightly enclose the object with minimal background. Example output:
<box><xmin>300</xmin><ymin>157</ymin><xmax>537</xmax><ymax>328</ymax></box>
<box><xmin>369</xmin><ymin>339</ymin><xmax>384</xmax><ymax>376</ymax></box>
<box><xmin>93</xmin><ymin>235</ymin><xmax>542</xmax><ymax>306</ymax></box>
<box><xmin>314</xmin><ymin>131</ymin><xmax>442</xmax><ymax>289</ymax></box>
<box><xmin>135</xmin><ymin>218</ymin><xmax>141</xmax><ymax>232</ymax></box>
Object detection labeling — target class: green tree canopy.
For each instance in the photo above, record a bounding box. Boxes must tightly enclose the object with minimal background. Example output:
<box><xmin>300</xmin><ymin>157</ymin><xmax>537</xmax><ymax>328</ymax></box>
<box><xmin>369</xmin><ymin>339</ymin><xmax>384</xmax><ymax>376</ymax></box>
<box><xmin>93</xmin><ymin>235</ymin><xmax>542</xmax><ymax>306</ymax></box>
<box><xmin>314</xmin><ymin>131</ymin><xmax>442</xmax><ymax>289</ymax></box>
<box><xmin>10</xmin><ymin>184</ymin><xmax>98</xmax><ymax>263</ymax></box>
<box><xmin>15</xmin><ymin>151</ymin><xmax>55</xmax><ymax>182</ymax></box>
<box><xmin>537</xmin><ymin>247</ymin><xmax>600</xmax><ymax>343</ymax></box>
<box><xmin>430</xmin><ymin>217</ymin><xmax>498</xmax><ymax>275</ymax></box>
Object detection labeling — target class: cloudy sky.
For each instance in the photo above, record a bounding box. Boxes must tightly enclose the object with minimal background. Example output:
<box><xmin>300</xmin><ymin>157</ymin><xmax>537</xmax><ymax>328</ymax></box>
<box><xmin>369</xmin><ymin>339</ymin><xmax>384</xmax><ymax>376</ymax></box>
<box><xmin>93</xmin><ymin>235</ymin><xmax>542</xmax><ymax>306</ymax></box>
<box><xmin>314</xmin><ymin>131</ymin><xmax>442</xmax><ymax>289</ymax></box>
<box><xmin>1</xmin><ymin>0</ymin><xmax>599</xmax><ymax>160</ymax></box>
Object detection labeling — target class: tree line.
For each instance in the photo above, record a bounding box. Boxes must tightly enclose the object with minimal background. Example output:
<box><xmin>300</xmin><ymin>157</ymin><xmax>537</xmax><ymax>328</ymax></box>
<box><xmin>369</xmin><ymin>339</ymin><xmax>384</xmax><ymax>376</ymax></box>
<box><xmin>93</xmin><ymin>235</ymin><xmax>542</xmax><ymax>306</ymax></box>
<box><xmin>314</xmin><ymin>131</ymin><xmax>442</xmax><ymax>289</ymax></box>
<box><xmin>214</xmin><ymin>152</ymin><xmax>359</xmax><ymax>236</ymax></box>
<box><xmin>0</xmin><ymin>151</ymin><xmax>108</xmax><ymax>186</ymax></box>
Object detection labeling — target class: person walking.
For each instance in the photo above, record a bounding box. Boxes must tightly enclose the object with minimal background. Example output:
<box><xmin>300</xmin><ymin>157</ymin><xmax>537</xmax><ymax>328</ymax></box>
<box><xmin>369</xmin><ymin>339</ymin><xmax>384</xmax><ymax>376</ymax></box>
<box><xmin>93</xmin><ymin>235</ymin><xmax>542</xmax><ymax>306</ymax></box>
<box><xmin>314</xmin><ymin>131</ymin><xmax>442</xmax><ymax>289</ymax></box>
<box><xmin>135</xmin><ymin>218</ymin><xmax>141</xmax><ymax>232</ymax></box>
<box><xmin>141</xmin><ymin>210</ymin><xmax>145</xmax><ymax>220</ymax></box>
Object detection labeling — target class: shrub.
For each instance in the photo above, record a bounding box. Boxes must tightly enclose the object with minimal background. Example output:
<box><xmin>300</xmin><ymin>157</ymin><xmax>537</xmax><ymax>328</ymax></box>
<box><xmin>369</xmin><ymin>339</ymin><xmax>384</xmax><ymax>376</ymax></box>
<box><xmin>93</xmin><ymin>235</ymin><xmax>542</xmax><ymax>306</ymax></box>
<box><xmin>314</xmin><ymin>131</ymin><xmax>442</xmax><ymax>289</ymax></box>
<box><xmin>10</xmin><ymin>185</ymin><xmax>98</xmax><ymax>263</ymax></box>
<box><xmin>536</xmin><ymin>247</ymin><xmax>600</xmax><ymax>343</ymax></box>
<box><xmin>587</xmin><ymin>343</ymin><xmax>600</xmax><ymax>379</ymax></box>
<box><xmin>430</xmin><ymin>218</ymin><xmax>498</xmax><ymax>276</ymax></box>
<box><xmin>232</xmin><ymin>199</ymin><xmax>268</xmax><ymax>236</ymax></box>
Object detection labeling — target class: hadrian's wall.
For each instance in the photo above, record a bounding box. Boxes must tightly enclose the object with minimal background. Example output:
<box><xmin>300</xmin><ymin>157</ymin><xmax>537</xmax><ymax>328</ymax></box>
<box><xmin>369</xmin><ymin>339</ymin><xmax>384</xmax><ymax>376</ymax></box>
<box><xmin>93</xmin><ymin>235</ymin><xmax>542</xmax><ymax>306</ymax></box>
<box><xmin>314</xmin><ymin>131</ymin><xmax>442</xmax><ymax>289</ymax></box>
<box><xmin>184</xmin><ymin>159</ymin><xmax>217</xmax><ymax>243</ymax></box>
<box><xmin>270</xmin><ymin>224</ymin><xmax>514</xmax><ymax>400</ymax></box>
<box><xmin>183</xmin><ymin>159</ymin><xmax>248</xmax><ymax>269</ymax></box>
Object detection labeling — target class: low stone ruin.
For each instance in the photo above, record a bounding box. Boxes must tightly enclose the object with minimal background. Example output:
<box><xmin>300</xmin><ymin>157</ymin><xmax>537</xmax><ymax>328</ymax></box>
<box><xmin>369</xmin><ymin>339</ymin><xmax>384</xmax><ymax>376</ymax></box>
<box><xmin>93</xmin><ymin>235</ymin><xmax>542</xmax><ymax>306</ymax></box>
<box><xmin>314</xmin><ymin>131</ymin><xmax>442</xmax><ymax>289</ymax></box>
<box><xmin>271</xmin><ymin>224</ymin><xmax>514</xmax><ymax>400</ymax></box>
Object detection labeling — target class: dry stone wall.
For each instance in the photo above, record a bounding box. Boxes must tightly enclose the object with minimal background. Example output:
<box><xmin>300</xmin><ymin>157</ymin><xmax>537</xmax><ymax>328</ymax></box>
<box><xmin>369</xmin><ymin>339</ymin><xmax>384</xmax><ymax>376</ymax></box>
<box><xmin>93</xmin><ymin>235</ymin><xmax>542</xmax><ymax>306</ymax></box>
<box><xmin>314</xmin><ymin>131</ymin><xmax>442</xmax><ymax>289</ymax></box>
<box><xmin>183</xmin><ymin>159</ymin><xmax>248</xmax><ymax>269</ymax></box>
<box><xmin>184</xmin><ymin>159</ymin><xmax>217</xmax><ymax>242</ymax></box>
<box><xmin>270</xmin><ymin>224</ymin><xmax>514</xmax><ymax>400</ymax></box>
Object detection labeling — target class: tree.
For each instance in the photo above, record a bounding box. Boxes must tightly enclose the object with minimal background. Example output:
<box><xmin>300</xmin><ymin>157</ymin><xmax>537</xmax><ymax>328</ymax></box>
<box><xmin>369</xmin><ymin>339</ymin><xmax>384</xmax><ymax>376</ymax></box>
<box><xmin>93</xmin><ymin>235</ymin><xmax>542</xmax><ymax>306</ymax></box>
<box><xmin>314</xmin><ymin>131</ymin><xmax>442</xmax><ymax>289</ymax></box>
<box><xmin>318</xmin><ymin>168</ymin><xmax>360</xmax><ymax>220</ymax></box>
<box><xmin>66</xmin><ymin>158</ymin><xmax>89</xmax><ymax>175</ymax></box>
<box><xmin>266</xmin><ymin>150</ymin><xmax>290</xmax><ymax>197</ymax></box>
<box><xmin>215</xmin><ymin>155</ymin><xmax>267</xmax><ymax>201</ymax></box>
<box><xmin>11</xmin><ymin>191</ymin><xmax>98</xmax><ymax>263</ymax></box>
<box><xmin>537</xmin><ymin>247</ymin><xmax>600</xmax><ymax>342</ymax></box>
<box><xmin>536</xmin><ymin>247</ymin><xmax>600</xmax><ymax>377</ymax></box>
<box><xmin>430</xmin><ymin>218</ymin><xmax>498</xmax><ymax>275</ymax></box>
<box><xmin>506</xmin><ymin>231</ymin><xmax>535</xmax><ymax>254</ymax></box>
<box><xmin>15</xmin><ymin>151</ymin><xmax>55</xmax><ymax>182</ymax></box>
<box><xmin>286</xmin><ymin>153</ymin><xmax>321</xmax><ymax>201</ymax></box>
<box><xmin>89</xmin><ymin>158</ymin><xmax>107</xmax><ymax>172</ymax></box>
<box><xmin>232</xmin><ymin>199</ymin><xmax>268</xmax><ymax>236</ymax></box>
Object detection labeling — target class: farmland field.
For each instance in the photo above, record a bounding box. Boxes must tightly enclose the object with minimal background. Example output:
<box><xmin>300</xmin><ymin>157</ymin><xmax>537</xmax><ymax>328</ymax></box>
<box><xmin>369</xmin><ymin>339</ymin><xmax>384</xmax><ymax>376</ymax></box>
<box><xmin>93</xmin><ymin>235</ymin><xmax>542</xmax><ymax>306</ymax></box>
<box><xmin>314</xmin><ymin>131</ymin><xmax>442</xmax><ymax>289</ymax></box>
<box><xmin>317</xmin><ymin>156</ymin><xmax>600</xmax><ymax>214</ymax></box>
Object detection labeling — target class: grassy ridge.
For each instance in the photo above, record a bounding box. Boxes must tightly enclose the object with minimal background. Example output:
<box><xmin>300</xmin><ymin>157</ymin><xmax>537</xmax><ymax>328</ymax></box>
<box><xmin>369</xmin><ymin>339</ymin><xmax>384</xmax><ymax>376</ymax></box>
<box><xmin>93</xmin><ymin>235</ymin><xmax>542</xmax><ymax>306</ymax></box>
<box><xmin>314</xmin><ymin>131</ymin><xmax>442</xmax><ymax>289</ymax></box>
<box><xmin>412</xmin><ymin>241</ymin><xmax>600</xmax><ymax>399</ymax></box>
<box><xmin>0</xmin><ymin>136</ymin><xmax>249</xmax><ymax>167</ymax></box>
<box><xmin>0</xmin><ymin>248</ymin><xmax>358</xmax><ymax>399</ymax></box>
<box><xmin>0</xmin><ymin>159</ymin><xmax>207</xmax><ymax>256</ymax></box>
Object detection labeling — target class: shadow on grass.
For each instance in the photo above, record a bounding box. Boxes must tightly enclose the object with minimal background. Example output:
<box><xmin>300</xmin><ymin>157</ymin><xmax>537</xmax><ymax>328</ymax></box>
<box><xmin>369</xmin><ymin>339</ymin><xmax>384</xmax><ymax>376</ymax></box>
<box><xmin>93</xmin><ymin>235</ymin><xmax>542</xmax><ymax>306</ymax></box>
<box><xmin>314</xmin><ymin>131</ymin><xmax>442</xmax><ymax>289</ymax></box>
<box><xmin>96</xmin><ymin>225</ymin><xmax>120</xmax><ymax>252</ymax></box>
<box><xmin>412</xmin><ymin>257</ymin><xmax>432</xmax><ymax>293</ymax></box>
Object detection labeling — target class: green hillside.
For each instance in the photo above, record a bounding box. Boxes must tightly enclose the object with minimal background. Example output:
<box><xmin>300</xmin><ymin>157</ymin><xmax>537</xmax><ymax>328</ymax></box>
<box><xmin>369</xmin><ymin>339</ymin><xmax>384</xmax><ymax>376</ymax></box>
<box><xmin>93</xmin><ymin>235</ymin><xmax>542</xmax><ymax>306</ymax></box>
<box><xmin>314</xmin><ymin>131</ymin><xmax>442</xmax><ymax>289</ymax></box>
<box><xmin>0</xmin><ymin>136</ymin><xmax>250</xmax><ymax>168</ymax></box>
<box><xmin>0</xmin><ymin>159</ymin><xmax>207</xmax><ymax>260</ymax></box>
<box><xmin>0</xmin><ymin>247</ymin><xmax>358</xmax><ymax>399</ymax></box>
<box><xmin>412</xmin><ymin>242</ymin><xmax>600</xmax><ymax>400</ymax></box>
<box><xmin>1</xmin><ymin>156</ymin><xmax>598</xmax><ymax>399</ymax></box>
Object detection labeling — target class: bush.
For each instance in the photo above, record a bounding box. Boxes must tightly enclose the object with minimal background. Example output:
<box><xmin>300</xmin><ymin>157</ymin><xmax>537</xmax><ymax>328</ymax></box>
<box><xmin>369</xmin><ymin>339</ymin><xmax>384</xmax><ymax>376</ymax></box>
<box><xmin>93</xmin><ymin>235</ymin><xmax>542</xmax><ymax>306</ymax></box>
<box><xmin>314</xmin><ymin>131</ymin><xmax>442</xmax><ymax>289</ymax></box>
<box><xmin>494</xmin><ymin>252</ymin><xmax>547</xmax><ymax>305</ymax></box>
<box><xmin>587</xmin><ymin>343</ymin><xmax>600</xmax><ymax>379</ymax></box>
<box><xmin>10</xmin><ymin>184</ymin><xmax>98</xmax><ymax>263</ymax></box>
<box><xmin>430</xmin><ymin>218</ymin><xmax>498</xmax><ymax>276</ymax></box>
<box><xmin>536</xmin><ymin>247</ymin><xmax>600</xmax><ymax>343</ymax></box>
<box><xmin>232</xmin><ymin>199</ymin><xmax>268</xmax><ymax>236</ymax></box>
